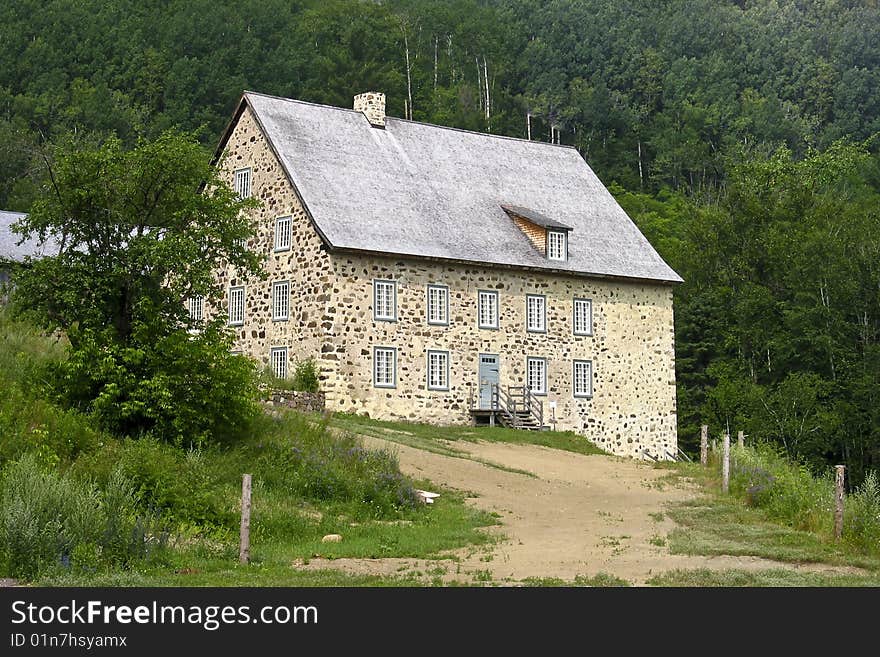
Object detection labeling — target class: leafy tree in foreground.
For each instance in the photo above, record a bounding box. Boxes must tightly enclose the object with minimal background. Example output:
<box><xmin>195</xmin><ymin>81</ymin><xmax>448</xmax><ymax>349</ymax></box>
<box><xmin>12</xmin><ymin>131</ymin><xmax>264</xmax><ymax>445</ymax></box>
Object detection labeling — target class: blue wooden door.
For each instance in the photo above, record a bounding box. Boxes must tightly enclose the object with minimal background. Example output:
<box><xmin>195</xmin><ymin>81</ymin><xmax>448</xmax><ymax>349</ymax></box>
<box><xmin>479</xmin><ymin>354</ymin><xmax>499</xmax><ymax>409</ymax></box>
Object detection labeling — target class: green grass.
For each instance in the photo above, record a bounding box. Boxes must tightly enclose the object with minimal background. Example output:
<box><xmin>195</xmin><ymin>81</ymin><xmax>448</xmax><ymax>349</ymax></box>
<box><xmin>329</xmin><ymin>412</ymin><xmax>606</xmax><ymax>457</ymax></box>
<box><xmin>39</xmin><ymin>564</ymin><xmax>424</xmax><ymax>587</ymax></box>
<box><xmin>664</xmin><ymin>498</ymin><xmax>880</xmax><ymax>569</ymax></box>
<box><xmin>521</xmin><ymin>573</ymin><xmax>630</xmax><ymax>587</ymax></box>
<box><xmin>648</xmin><ymin>568</ymin><xmax>880</xmax><ymax>587</ymax></box>
<box><xmin>655</xmin><ymin>459</ymin><xmax>880</xmax><ymax>575</ymax></box>
<box><xmin>0</xmin><ymin>310</ymin><xmax>500</xmax><ymax>586</ymax></box>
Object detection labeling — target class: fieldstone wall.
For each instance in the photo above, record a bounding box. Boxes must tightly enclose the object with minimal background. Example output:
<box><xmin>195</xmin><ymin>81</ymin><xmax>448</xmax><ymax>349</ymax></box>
<box><xmin>215</xmin><ymin>103</ymin><xmax>678</xmax><ymax>460</ymax></box>
<box><xmin>212</xmin><ymin>106</ymin><xmax>335</xmax><ymax>375</ymax></box>
<box><xmin>321</xmin><ymin>254</ymin><xmax>678</xmax><ymax>460</ymax></box>
<box><xmin>266</xmin><ymin>390</ymin><xmax>326</xmax><ymax>413</ymax></box>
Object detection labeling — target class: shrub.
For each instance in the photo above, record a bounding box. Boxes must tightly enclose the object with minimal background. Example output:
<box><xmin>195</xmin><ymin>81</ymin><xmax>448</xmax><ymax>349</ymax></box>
<box><xmin>259</xmin><ymin>358</ymin><xmax>320</xmax><ymax>393</ymax></box>
<box><xmin>292</xmin><ymin>358</ymin><xmax>320</xmax><ymax>393</ymax></box>
<box><xmin>51</xmin><ymin>323</ymin><xmax>261</xmax><ymax>446</ymax></box>
<box><xmin>0</xmin><ymin>454</ymin><xmax>167</xmax><ymax>580</ymax></box>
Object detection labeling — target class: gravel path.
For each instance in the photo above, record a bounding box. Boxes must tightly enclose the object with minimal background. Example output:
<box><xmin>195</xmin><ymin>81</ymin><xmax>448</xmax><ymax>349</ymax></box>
<box><xmin>299</xmin><ymin>437</ymin><xmax>856</xmax><ymax>585</ymax></box>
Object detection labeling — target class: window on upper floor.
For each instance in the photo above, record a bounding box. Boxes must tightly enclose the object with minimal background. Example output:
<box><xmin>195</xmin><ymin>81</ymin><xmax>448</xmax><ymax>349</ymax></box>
<box><xmin>373</xmin><ymin>347</ymin><xmax>396</xmax><ymax>388</ymax></box>
<box><xmin>373</xmin><ymin>280</ymin><xmax>397</xmax><ymax>321</ymax></box>
<box><xmin>547</xmin><ymin>230</ymin><xmax>567</xmax><ymax>261</ymax></box>
<box><xmin>573</xmin><ymin>359</ymin><xmax>593</xmax><ymax>398</ymax></box>
<box><xmin>526</xmin><ymin>294</ymin><xmax>546</xmax><ymax>333</ymax></box>
<box><xmin>573</xmin><ymin>298</ymin><xmax>593</xmax><ymax>336</ymax></box>
<box><xmin>228</xmin><ymin>286</ymin><xmax>245</xmax><ymax>326</ymax></box>
<box><xmin>273</xmin><ymin>281</ymin><xmax>290</xmax><ymax>321</ymax></box>
<box><xmin>478</xmin><ymin>290</ymin><xmax>499</xmax><ymax>329</ymax></box>
<box><xmin>270</xmin><ymin>346</ymin><xmax>288</xmax><ymax>379</ymax></box>
<box><xmin>526</xmin><ymin>356</ymin><xmax>547</xmax><ymax>395</ymax></box>
<box><xmin>427</xmin><ymin>285</ymin><xmax>449</xmax><ymax>326</ymax></box>
<box><xmin>274</xmin><ymin>215</ymin><xmax>292</xmax><ymax>251</ymax></box>
<box><xmin>233</xmin><ymin>167</ymin><xmax>252</xmax><ymax>200</ymax></box>
<box><xmin>427</xmin><ymin>350</ymin><xmax>450</xmax><ymax>391</ymax></box>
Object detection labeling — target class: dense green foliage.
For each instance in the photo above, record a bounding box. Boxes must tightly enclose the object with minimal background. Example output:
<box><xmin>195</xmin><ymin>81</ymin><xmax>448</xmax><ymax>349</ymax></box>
<box><xmin>665</xmin><ymin>144</ymin><xmax>880</xmax><ymax>480</ymax></box>
<box><xmin>1</xmin><ymin>1</ymin><xmax>878</xmax><ymax>478</ymax></box>
<box><xmin>10</xmin><ymin>132</ymin><xmax>265</xmax><ymax>445</ymax></box>
<box><xmin>3</xmin><ymin>1</ymin><xmax>880</xmax><ymax>209</ymax></box>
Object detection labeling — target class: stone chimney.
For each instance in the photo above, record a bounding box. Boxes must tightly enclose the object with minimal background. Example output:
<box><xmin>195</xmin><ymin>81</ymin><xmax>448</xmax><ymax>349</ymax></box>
<box><xmin>353</xmin><ymin>92</ymin><xmax>386</xmax><ymax>128</ymax></box>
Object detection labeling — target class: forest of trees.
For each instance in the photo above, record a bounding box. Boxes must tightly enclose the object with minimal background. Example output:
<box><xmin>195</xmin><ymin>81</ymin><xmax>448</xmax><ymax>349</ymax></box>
<box><xmin>1</xmin><ymin>0</ymin><xmax>878</xmax><ymax>480</ymax></box>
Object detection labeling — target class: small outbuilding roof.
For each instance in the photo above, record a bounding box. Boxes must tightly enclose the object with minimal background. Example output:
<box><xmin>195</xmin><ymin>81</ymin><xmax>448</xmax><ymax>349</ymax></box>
<box><xmin>0</xmin><ymin>211</ymin><xmax>57</xmax><ymax>263</ymax></box>
<box><xmin>220</xmin><ymin>92</ymin><xmax>682</xmax><ymax>284</ymax></box>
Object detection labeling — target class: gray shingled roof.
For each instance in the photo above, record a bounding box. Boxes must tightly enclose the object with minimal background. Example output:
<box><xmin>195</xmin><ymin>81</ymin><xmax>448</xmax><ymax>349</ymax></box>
<box><xmin>0</xmin><ymin>211</ymin><xmax>57</xmax><ymax>262</ymax></box>
<box><xmin>242</xmin><ymin>92</ymin><xmax>682</xmax><ymax>283</ymax></box>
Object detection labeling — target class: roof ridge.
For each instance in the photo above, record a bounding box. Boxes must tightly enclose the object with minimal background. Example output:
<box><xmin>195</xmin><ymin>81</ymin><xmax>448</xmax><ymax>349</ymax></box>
<box><xmin>243</xmin><ymin>90</ymin><xmax>581</xmax><ymax>153</ymax></box>
<box><xmin>244</xmin><ymin>90</ymin><xmax>368</xmax><ymax>118</ymax></box>
<box><xmin>387</xmin><ymin>116</ymin><xmax>581</xmax><ymax>152</ymax></box>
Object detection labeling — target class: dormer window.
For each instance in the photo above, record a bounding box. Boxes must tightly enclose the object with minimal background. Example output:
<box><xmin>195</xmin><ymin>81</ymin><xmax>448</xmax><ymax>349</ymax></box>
<box><xmin>547</xmin><ymin>230</ymin><xmax>567</xmax><ymax>261</ymax></box>
<box><xmin>502</xmin><ymin>204</ymin><xmax>572</xmax><ymax>263</ymax></box>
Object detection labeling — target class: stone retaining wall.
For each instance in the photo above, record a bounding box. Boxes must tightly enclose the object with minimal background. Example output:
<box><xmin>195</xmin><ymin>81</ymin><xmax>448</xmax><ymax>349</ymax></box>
<box><xmin>265</xmin><ymin>390</ymin><xmax>326</xmax><ymax>413</ymax></box>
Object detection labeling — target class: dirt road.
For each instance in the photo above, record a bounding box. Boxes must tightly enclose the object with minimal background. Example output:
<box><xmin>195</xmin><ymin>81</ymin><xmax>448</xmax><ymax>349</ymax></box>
<box><xmin>300</xmin><ymin>437</ymin><xmax>846</xmax><ymax>585</ymax></box>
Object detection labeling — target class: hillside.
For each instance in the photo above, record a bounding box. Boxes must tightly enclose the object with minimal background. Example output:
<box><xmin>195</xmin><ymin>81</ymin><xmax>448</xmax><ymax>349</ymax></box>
<box><xmin>2</xmin><ymin>1</ymin><xmax>880</xmax><ymax>207</ymax></box>
<box><xmin>0</xmin><ymin>310</ymin><xmax>495</xmax><ymax>584</ymax></box>
<box><xmin>1</xmin><ymin>0</ymin><xmax>878</xmax><ymax>483</ymax></box>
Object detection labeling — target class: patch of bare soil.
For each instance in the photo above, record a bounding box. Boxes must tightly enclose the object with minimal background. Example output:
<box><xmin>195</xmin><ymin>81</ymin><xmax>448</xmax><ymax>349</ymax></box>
<box><xmin>294</xmin><ymin>437</ymin><xmax>860</xmax><ymax>586</ymax></box>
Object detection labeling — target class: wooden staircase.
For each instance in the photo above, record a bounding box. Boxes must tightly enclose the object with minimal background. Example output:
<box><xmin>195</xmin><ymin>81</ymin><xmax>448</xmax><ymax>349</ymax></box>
<box><xmin>472</xmin><ymin>384</ymin><xmax>546</xmax><ymax>431</ymax></box>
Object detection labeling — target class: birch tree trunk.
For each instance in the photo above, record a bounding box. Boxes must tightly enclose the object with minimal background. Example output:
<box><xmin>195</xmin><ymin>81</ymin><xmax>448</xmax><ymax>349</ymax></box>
<box><xmin>404</xmin><ymin>30</ymin><xmax>413</xmax><ymax>119</ymax></box>
<box><xmin>483</xmin><ymin>55</ymin><xmax>490</xmax><ymax>126</ymax></box>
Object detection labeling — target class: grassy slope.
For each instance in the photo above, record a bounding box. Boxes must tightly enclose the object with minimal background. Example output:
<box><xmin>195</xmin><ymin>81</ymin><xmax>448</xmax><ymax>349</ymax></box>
<box><xmin>0</xmin><ymin>311</ymin><xmax>497</xmax><ymax>586</ymax></box>
<box><xmin>648</xmin><ymin>461</ymin><xmax>880</xmax><ymax>586</ymax></box>
<box><xmin>329</xmin><ymin>412</ymin><xmax>607</xmax><ymax>457</ymax></box>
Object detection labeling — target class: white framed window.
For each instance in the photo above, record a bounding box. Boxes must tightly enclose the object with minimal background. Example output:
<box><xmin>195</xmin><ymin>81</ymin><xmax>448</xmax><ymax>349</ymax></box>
<box><xmin>547</xmin><ymin>230</ymin><xmax>567</xmax><ymax>261</ymax></box>
<box><xmin>228</xmin><ymin>286</ymin><xmax>245</xmax><ymax>326</ymax></box>
<box><xmin>233</xmin><ymin>167</ymin><xmax>252</xmax><ymax>199</ymax></box>
<box><xmin>270</xmin><ymin>347</ymin><xmax>288</xmax><ymax>379</ymax></box>
<box><xmin>427</xmin><ymin>350</ymin><xmax>450</xmax><ymax>391</ymax></box>
<box><xmin>373</xmin><ymin>279</ymin><xmax>396</xmax><ymax>321</ymax></box>
<box><xmin>573</xmin><ymin>298</ymin><xmax>593</xmax><ymax>336</ymax></box>
<box><xmin>526</xmin><ymin>294</ymin><xmax>546</xmax><ymax>333</ymax></box>
<box><xmin>573</xmin><ymin>360</ymin><xmax>593</xmax><ymax>398</ymax></box>
<box><xmin>187</xmin><ymin>295</ymin><xmax>204</xmax><ymax>322</ymax></box>
<box><xmin>526</xmin><ymin>357</ymin><xmax>547</xmax><ymax>395</ymax></box>
<box><xmin>273</xmin><ymin>281</ymin><xmax>290</xmax><ymax>321</ymax></box>
<box><xmin>427</xmin><ymin>285</ymin><xmax>449</xmax><ymax>326</ymax></box>
<box><xmin>373</xmin><ymin>347</ymin><xmax>396</xmax><ymax>388</ymax></box>
<box><xmin>478</xmin><ymin>290</ymin><xmax>499</xmax><ymax>329</ymax></box>
<box><xmin>274</xmin><ymin>215</ymin><xmax>292</xmax><ymax>251</ymax></box>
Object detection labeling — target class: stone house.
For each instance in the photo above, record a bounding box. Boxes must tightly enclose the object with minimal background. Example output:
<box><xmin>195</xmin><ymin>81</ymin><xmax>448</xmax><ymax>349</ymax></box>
<box><xmin>209</xmin><ymin>91</ymin><xmax>682</xmax><ymax>459</ymax></box>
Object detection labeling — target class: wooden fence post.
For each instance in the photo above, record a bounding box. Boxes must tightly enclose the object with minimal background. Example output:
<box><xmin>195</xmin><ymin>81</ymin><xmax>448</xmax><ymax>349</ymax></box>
<box><xmin>722</xmin><ymin>431</ymin><xmax>730</xmax><ymax>494</ymax></box>
<box><xmin>240</xmin><ymin>474</ymin><xmax>252</xmax><ymax>564</ymax></box>
<box><xmin>737</xmin><ymin>430</ymin><xmax>744</xmax><ymax>448</ymax></box>
<box><xmin>834</xmin><ymin>465</ymin><xmax>845</xmax><ymax>541</ymax></box>
<box><xmin>700</xmin><ymin>425</ymin><xmax>708</xmax><ymax>466</ymax></box>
